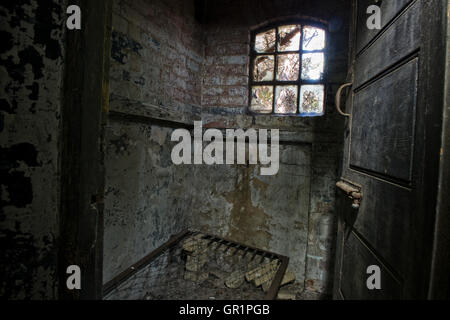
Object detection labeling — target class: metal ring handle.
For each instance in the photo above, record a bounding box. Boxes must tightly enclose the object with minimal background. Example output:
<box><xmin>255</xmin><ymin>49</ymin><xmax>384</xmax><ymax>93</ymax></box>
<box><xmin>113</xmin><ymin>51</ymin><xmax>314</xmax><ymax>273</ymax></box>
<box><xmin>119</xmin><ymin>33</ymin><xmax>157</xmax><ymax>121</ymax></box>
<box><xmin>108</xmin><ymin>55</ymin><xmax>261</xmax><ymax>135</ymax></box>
<box><xmin>335</xmin><ymin>83</ymin><xmax>352</xmax><ymax>117</ymax></box>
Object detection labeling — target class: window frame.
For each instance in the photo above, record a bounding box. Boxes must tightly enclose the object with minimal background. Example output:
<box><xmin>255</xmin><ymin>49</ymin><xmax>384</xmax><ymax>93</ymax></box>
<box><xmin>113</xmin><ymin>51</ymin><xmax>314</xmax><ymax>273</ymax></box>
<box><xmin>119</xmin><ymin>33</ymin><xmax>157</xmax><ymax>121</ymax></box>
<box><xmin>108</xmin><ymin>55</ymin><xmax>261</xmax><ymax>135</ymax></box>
<box><xmin>248</xmin><ymin>20</ymin><xmax>328</xmax><ymax>117</ymax></box>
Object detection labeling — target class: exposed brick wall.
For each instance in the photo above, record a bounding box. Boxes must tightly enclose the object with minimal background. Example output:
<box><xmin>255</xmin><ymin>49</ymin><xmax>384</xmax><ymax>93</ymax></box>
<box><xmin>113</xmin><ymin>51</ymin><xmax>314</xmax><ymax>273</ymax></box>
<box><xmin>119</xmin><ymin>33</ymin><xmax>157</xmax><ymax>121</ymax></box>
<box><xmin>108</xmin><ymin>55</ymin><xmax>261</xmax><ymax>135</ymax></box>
<box><xmin>201</xmin><ymin>0</ymin><xmax>350</xmax><ymax>114</ymax></box>
<box><xmin>202</xmin><ymin>28</ymin><xmax>250</xmax><ymax>109</ymax></box>
<box><xmin>110</xmin><ymin>0</ymin><xmax>204</xmax><ymax>110</ymax></box>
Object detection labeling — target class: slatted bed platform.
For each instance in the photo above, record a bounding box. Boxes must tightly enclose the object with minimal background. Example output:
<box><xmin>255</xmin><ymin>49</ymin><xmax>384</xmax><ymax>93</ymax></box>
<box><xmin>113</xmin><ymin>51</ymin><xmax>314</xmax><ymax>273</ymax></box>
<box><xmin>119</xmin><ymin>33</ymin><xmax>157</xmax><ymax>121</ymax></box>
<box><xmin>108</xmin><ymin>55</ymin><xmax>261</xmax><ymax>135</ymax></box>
<box><xmin>103</xmin><ymin>230</ymin><xmax>290</xmax><ymax>300</ymax></box>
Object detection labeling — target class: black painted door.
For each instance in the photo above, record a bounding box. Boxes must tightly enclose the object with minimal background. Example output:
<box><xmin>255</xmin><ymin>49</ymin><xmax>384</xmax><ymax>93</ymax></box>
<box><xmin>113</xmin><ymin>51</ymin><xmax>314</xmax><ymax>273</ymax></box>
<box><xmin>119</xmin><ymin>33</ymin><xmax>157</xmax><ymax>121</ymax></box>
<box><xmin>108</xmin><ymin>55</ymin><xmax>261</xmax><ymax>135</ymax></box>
<box><xmin>333</xmin><ymin>0</ymin><xmax>446</xmax><ymax>299</ymax></box>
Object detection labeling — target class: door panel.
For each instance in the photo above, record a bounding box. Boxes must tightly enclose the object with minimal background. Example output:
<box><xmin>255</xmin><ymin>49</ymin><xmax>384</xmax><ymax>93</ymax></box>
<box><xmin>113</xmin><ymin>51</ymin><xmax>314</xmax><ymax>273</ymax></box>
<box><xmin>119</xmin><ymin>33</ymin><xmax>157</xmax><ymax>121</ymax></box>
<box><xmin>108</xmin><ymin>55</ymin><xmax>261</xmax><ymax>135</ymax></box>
<box><xmin>341</xmin><ymin>231</ymin><xmax>402</xmax><ymax>300</ymax></box>
<box><xmin>356</xmin><ymin>0</ymin><xmax>413</xmax><ymax>54</ymax></box>
<box><xmin>350</xmin><ymin>180</ymin><xmax>412</xmax><ymax>280</ymax></box>
<box><xmin>334</xmin><ymin>0</ymin><xmax>446</xmax><ymax>300</ymax></box>
<box><xmin>351</xmin><ymin>58</ymin><xmax>418</xmax><ymax>184</ymax></box>
<box><xmin>355</xmin><ymin>0</ymin><xmax>420</xmax><ymax>88</ymax></box>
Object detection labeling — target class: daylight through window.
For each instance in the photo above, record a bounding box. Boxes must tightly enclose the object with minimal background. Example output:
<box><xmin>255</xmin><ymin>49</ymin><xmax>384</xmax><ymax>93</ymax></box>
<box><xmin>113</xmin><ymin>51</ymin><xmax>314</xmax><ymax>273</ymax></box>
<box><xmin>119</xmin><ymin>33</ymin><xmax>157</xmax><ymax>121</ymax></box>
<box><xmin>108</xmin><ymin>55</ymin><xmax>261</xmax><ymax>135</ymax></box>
<box><xmin>249</xmin><ymin>24</ymin><xmax>326</xmax><ymax>116</ymax></box>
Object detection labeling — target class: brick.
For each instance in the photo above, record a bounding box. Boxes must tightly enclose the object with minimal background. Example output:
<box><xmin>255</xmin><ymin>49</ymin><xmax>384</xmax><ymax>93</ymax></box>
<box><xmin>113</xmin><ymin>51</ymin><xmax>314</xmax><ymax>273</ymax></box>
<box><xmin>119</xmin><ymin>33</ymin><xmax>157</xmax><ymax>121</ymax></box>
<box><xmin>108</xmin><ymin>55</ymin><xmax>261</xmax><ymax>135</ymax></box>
<box><xmin>228</xmin><ymin>86</ymin><xmax>247</xmax><ymax>96</ymax></box>
<box><xmin>202</xmin><ymin>95</ymin><xmax>219</xmax><ymax>106</ymax></box>
<box><xmin>187</xmin><ymin>59</ymin><xmax>200</xmax><ymax>72</ymax></box>
<box><xmin>203</xmin><ymin>76</ymin><xmax>225</xmax><ymax>86</ymax></box>
<box><xmin>220</xmin><ymin>95</ymin><xmax>247</xmax><ymax>106</ymax></box>
<box><xmin>224</xmin><ymin>75</ymin><xmax>248</xmax><ymax>86</ymax></box>
<box><xmin>207</xmin><ymin>43</ymin><xmax>248</xmax><ymax>56</ymax></box>
<box><xmin>277</xmin><ymin>290</ymin><xmax>296</xmax><ymax>300</ymax></box>
<box><xmin>186</xmin><ymin>254</ymin><xmax>207</xmax><ymax>272</ymax></box>
<box><xmin>281</xmin><ymin>269</ymin><xmax>296</xmax><ymax>286</ymax></box>
<box><xmin>182</xmin><ymin>234</ymin><xmax>208</xmax><ymax>253</ymax></box>
<box><xmin>245</xmin><ymin>259</ymin><xmax>279</xmax><ymax>282</ymax></box>
<box><xmin>223</xmin><ymin>55</ymin><xmax>247</xmax><ymax>65</ymax></box>
<box><xmin>202</xmin><ymin>86</ymin><xmax>225</xmax><ymax>96</ymax></box>
<box><xmin>254</xmin><ymin>268</ymin><xmax>277</xmax><ymax>287</ymax></box>
<box><xmin>224</xmin><ymin>270</ymin><xmax>245</xmax><ymax>289</ymax></box>
<box><xmin>261</xmin><ymin>269</ymin><xmax>296</xmax><ymax>292</ymax></box>
<box><xmin>225</xmin><ymin>247</ymin><xmax>237</xmax><ymax>256</ymax></box>
<box><xmin>184</xmin><ymin>270</ymin><xmax>209</xmax><ymax>283</ymax></box>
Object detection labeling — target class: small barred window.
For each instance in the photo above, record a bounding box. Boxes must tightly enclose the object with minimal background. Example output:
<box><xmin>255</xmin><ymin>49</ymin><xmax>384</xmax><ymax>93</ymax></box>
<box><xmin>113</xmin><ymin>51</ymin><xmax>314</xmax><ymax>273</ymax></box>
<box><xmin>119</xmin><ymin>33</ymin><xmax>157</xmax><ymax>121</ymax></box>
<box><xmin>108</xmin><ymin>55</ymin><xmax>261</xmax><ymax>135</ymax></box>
<box><xmin>249</xmin><ymin>24</ymin><xmax>326</xmax><ymax>116</ymax></box>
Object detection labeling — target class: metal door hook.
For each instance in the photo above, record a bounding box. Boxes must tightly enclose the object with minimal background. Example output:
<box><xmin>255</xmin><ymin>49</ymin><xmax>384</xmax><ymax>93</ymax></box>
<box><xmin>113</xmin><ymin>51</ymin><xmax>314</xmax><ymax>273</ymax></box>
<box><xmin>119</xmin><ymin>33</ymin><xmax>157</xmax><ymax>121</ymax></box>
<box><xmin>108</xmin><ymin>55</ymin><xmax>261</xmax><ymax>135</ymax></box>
<box><xmin>335</xmin><ymin>83</ymin><xmax>353</xmax><ymax>117</ymax></box>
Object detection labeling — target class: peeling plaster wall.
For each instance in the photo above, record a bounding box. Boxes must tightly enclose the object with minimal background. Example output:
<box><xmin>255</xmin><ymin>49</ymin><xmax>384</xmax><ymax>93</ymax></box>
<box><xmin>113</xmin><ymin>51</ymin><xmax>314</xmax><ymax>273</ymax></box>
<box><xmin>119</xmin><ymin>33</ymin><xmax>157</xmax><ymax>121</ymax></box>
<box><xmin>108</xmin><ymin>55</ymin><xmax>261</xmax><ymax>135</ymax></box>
<box><xmin>0</xmin><ymin>0</ymin><xmax>67</xmax><ymax>299</ymax></box>
<box><xmin>104</xmin><ymin>0</ymin><xmax>203</xmax><ymax>283</ymax></box>
<box><xmin>192</xmin><ymin>145</ymin><xmax>312</xmax><ymax>284</ymax></box>
<box><xmin>104</xmin><ymin>120</ymin><xmax>195</xmax><ymax>283</ymax></box>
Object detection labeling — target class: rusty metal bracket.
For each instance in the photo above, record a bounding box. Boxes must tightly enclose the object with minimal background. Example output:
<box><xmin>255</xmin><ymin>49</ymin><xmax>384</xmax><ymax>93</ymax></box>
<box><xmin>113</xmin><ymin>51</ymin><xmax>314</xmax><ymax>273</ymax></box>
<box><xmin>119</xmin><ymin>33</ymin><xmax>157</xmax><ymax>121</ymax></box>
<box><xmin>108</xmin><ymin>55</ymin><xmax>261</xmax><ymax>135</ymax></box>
<box><xmin>336</xmin><ymin>180</ymin><xmax>363</xmax><ymax>209</ymax></box>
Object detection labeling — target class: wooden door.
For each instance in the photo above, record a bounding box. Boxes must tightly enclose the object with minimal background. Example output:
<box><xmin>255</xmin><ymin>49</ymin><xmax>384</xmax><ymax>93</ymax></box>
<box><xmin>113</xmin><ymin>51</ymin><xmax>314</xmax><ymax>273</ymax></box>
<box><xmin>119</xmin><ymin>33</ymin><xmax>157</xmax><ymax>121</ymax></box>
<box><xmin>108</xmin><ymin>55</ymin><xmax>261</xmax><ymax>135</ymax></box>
<box><xmin>333</xmin><ymin>0</ymin><xmax>447</xmax><ymax>299</ymax></box>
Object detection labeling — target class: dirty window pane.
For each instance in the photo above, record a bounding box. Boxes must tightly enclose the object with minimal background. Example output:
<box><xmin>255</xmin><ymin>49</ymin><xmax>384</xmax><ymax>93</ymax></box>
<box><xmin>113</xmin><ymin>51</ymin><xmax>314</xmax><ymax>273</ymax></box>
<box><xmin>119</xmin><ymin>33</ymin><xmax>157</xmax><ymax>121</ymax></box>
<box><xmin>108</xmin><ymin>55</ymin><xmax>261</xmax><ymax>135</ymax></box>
<box><xmin>275</xmin><ymin>86</ymin><xmax>298</xmax><ymax>114</ymax></box>
<box><xmin>303</xmin><ymin>26</ymin><xmax>325</xmax><ymax>51</ymax></box>
<box><xmin>277</xmin><ymin>54</ymin><xmax>299</xmax><ymax>81</ymax></box>
<box><xmin>253</xmin><ymin>55</ymin><xmax>274</xmax><ymax>81</ymax></box>
<box><xmin>299</xmin><ymin>85</ymin><xmax>324</xmax><ymax>116</ymax></box>
<box><xmin>301</xmin><ymin>52</ymin><xmax>324</xmax><ymax>80</ymax></box>
<box><xmin>278</xmin><ymin>25</ymin><xmax>301</xmax><ymax>52</ymax></box>
<box><xmin>255</xmin><ymin>29</ymin><xmax>276</xmax><ymax>53</ymax></box>
<box><xmin>250</xmin><ymin>24</ymin><xmax>327</xmax><ymax>116</ymax></box>
<box><xmin>250</xmin><ymin>86</ymin><xmax>273</xmax><ymax>113</ymax></box>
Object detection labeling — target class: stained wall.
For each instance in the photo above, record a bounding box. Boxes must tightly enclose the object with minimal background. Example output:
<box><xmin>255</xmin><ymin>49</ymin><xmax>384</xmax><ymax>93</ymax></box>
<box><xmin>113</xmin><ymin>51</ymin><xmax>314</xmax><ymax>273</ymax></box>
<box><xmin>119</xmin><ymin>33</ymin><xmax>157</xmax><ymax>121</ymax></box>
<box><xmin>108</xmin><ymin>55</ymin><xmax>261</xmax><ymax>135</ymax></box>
<box><xmin>0</xmin><ymin>0</ymin><xmax>67</xmax><ymax>299</ymax></box>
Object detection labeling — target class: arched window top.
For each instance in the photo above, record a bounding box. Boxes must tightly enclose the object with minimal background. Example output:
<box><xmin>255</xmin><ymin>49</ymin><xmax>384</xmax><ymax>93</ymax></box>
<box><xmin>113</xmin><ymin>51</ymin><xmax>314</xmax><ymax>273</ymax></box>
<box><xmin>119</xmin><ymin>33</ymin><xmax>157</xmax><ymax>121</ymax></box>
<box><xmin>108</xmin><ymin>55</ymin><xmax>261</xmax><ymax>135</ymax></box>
<box><xmin>249</xmin><ymin>23</ymin><xmax>326</xmax><ymax>117</ymax></box>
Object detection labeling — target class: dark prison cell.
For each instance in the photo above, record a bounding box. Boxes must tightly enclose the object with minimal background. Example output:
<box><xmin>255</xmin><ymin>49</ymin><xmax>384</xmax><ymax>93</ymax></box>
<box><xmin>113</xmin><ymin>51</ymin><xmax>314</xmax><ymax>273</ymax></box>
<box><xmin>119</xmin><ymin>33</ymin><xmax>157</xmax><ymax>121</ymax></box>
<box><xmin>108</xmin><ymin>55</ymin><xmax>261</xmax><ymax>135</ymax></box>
<box><xmin>0</xmin><ymin>0</ymin><xmax>449</xmax><ymax>301</ymax></box>
<box><xmin>102</xmin><ymin>0</ymin><xmax>351</xmax><ymax>300</ymax></box>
